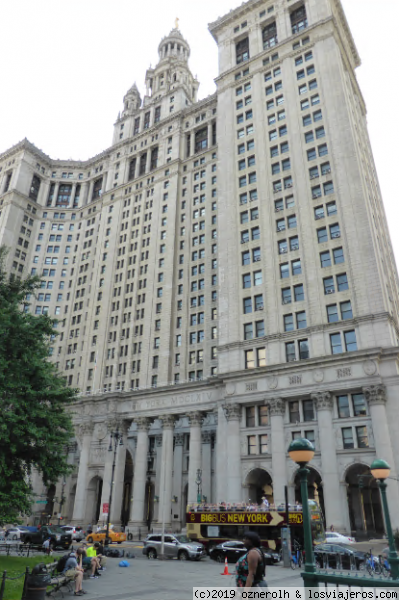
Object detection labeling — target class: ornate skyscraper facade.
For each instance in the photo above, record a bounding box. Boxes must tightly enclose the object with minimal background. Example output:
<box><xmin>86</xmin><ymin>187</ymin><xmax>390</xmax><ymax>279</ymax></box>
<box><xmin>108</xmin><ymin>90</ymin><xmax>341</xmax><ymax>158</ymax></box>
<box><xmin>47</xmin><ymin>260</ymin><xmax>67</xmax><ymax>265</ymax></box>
<box><xmin>1</xmin><ymin>0</ymin><xmax>398</xmax><ymax>537</ymax></box>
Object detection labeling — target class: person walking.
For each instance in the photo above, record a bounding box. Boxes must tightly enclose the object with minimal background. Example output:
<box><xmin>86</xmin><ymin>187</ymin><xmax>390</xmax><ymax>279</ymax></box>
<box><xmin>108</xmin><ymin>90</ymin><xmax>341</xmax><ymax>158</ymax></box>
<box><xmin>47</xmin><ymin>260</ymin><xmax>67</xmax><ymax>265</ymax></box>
<box><xmin>235</xmin><ymin>531</ymin><xmax>267</xmax><ymax>589</ymax></box>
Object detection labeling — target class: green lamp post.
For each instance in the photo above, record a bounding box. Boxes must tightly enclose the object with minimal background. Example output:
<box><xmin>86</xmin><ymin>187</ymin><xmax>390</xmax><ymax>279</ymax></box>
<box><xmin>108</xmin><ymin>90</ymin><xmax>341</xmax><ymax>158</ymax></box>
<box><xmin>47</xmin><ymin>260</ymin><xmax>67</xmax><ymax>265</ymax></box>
<box><xmin>288</xmin><ymin>438</ymin><xmax>316</xmax><ymax>579</ymax></box>
<box><xmin>370</xmin><ymin>459</ymin><xmax>399</xmax><ymax>580</ymax></box>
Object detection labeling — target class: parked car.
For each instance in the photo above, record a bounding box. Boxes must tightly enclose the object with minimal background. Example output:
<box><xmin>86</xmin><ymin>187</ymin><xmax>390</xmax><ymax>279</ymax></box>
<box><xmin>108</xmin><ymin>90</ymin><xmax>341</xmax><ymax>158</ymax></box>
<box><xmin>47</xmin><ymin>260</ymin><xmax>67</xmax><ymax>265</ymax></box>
<box><xmin>61</xmin><ymin>526</ymin><xmax>84</xmax><ymax>541</ymax></box>
<box><xmin>209</xmin><ymin>541</ymin><xmax>280</xmax><ymax>565</ymax></box>
<box><xmin>6</xmin><ymin>526</ymin><xmax>31</xmax><ymax>540</ymax></box>
<box><xmin>142</xmin><ymin>534</ymin><xmax>206</xmax><ymax>561</ymax></box>
<box><xmin>86</xmin><ymin>528</ymin><xmax>126</xmax><ymax>544</ymax></box>
<box><xmin>326</xmin><ymin>532</ymin><xmax>356</xmax><ymax>544</ymax></box>
<box><xmin>20</xmin><ymin>525</ymin><xmax>72</xmax><ymax>550</ymax></box>
<box><xmin>314</xmin><ymin>543</ymin><xmax>366</xmax><ymax>570</ymax></box>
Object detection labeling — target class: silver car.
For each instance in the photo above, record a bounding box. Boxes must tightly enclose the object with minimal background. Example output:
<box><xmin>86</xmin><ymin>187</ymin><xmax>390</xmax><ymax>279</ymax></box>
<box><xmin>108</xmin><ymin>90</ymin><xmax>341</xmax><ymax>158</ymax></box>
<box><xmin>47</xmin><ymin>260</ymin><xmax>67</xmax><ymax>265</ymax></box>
<box><xmin>143</xmin><ymin>534</ymin><xmax>206</xmax><ymax>561</ymax></box>
<box><xmin>60</xmin><ymin>526</ymin><xmax>84</xmax><ymax>541</ymax></box>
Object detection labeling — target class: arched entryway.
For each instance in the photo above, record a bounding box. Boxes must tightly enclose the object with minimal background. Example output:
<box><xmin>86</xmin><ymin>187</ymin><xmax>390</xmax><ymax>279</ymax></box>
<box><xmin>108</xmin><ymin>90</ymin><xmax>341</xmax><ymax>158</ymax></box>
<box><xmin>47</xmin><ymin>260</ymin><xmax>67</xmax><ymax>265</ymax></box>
<box><xmin>43</xmin><ymin>484</ymin><xmax>56</xmax><ymax>524</ymax></box>
<box><xmin>121</xmin><ymin>450</ymin><xmax>134</xmax><ymax>527</ymax></box>
<box><xmin>67</xmin><ymin>484</ymin><xmax>76</xmax><ymax>522</ymax></box>
<box><xmin>345</xmin><ymin>463</ymin><xmax>384</xmax><ymax>539</ymax></box>
<box><xmin>294</xmin><ymin>467</ymin><xmax>325</xmax><ymax>522</ymax></box>
<box><xmin>245</xmin><ymin>468</ymin><xmax>274</xmax><ymax>505</ymax></box>
<box><xmin>144</xmin><ymin>478</ymin><xmax>155</xmax><ymax>533</ymax></box>
<box><xmin>85</xmin><ymin>476</ymin><xmax>103</xmax><ymax>525</ymax></box>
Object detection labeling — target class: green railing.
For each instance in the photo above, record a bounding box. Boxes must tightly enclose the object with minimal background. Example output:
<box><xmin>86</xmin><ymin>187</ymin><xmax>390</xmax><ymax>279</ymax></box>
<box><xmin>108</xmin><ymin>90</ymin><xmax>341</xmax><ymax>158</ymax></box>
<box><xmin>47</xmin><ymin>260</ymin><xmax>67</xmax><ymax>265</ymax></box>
<box><xmin>302</xmin><ymin>570</ymin><xmax>399</xmax><ymax>590</ymax></box>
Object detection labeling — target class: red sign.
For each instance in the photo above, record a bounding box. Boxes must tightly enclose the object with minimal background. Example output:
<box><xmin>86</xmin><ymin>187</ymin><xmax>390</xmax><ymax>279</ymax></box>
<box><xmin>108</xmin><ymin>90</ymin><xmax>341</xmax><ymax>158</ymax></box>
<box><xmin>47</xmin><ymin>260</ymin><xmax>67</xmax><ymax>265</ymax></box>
<box><xmin>102</xmin><ymin>503</ymin><xmax>109</xmax><ymax>514</ymax></box>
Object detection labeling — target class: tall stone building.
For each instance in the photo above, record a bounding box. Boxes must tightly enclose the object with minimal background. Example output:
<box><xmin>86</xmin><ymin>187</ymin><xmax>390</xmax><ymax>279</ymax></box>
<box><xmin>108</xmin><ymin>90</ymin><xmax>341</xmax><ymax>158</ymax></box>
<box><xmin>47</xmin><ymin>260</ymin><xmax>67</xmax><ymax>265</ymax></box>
<box><xmin>1</xmin><ymin>0</ymin><xmax>399</xmax><ymax>537</ymax></box>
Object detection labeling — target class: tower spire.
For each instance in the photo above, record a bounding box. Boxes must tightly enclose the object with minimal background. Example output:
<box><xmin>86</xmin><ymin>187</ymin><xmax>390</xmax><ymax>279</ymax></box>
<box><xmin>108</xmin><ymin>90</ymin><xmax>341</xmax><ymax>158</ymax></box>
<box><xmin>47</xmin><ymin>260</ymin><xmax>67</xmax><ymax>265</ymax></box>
<box><xmin>175</xmin><ymin>17</ymin><xmax>179</xmax><ymax>29</ymax></box>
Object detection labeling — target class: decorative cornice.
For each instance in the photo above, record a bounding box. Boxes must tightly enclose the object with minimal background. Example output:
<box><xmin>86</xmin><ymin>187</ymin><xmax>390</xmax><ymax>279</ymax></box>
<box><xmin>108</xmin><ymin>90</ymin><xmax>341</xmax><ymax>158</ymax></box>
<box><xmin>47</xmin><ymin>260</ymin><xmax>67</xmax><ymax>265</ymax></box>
<box><xmin>159</xmin><ymin>415</ymin><xmax>176</xmax><ymax>430</ymax></box>
<box><xmin>135</xmin><ymin>417</ymin><xmax>151</xmax><ymax>432</ymax></box>
<box><xmin>268</xmin><ymin>397</ymin><xmax>285</xmax><ymax>417</ymax></box>
<box><xmin>363</xmin><ymin>385</ymin><xmax>386</xmax><ymax>407</ymax></box>
<box><xmin>311</xmin><ymin>392</ymin><xmax>333</xmax><ymax>412</ymax></box>
<box><xmin>77</xmin><ymin>422</ymin><xmax>95</xmax><ymax>438</ymax></box>
<box><xmin>188</xmin><ymin>411</ymin><xmax>204</xmax><ymax>426</ymax></box>
<box><xmin>223</xmin><ymin>403</ymin><xmax>241</xmax><ymax>421</ymax></box>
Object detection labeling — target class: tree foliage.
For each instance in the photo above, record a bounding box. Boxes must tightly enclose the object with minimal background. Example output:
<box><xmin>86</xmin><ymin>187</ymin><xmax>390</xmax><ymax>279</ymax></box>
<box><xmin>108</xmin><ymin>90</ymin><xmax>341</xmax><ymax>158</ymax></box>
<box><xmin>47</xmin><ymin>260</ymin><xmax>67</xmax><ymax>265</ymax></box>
<box><xmin>0</xmin><ymin>247</ymin><xmax>77</xmax><ymax>525</ymax></box>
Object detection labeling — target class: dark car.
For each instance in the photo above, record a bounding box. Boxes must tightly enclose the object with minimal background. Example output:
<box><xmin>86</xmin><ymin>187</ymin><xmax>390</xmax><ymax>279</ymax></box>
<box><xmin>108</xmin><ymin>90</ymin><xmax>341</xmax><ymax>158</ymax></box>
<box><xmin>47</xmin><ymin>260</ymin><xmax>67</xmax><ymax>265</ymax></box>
<box><xmin>209</xmin><ymin>541</ymin><xmax>279</xmax><ymax>565</ymax></box>
<box><xmin>314</xmin><ymin>543</ymin><xmax>366</xmax><ymax>570</ymax></box>
<box><xmin>20</xmin><ymin>525</ymin><xmax>72</xmax><ymax>550</ymax></box>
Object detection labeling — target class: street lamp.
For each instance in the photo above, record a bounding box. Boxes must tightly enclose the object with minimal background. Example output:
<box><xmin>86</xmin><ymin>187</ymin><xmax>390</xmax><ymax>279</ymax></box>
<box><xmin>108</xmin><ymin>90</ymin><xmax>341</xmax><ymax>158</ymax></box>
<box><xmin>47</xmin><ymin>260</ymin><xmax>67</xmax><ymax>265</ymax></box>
<box><xmin>288</xmin><ymin>438</ymin><xmax>316</xmax><ymax>578</ymax></box>
<box><xmin>370</xmin><ymin>459</ymin><xmax>399</xmax><ymax>580</ymax></box>
<box><xmin>105</xmin><ymin>428</ymin><xmax>123</xmax><ymax>547</ymax></box>
<box><xmin>195</xmin><ymin>469</ymin><xmax>202</xmax><ymax>503</ymax></box>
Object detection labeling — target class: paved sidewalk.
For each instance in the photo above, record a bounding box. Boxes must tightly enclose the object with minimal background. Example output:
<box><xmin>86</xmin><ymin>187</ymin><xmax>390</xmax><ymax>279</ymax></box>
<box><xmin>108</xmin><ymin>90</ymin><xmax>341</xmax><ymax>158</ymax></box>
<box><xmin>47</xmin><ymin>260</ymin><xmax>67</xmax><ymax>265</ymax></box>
<box><xmin>74</xmin><ymin>557</ymin><xmax>303</xmax><ymax>600</ymax></box>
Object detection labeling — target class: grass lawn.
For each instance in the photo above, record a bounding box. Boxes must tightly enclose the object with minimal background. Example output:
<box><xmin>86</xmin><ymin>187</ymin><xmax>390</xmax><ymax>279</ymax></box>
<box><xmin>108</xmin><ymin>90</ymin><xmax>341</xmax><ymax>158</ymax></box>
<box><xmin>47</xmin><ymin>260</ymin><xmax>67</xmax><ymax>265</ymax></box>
<box><xmin>0</xmin><ymin>555</ymin><xmax>55</xmax><ymax>600</ymax></box>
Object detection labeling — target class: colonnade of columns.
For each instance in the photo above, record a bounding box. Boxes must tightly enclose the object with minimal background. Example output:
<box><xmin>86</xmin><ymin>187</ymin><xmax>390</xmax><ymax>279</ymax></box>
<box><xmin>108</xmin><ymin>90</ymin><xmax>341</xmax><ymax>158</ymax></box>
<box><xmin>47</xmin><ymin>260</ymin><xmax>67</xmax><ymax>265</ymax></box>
<box><xmin>70</xmin><ymin>385</ymin><xmax>399</xmax><ymax>533</ymax></box>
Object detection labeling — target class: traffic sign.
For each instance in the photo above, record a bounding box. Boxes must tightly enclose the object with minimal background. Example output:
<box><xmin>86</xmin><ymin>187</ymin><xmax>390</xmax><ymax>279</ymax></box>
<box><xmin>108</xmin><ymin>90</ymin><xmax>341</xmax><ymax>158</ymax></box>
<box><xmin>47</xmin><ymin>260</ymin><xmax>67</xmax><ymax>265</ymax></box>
<box><xmin>36</xmin><ymin>500</ymin><xmax>47</xmax><ymax>504</ymax></box>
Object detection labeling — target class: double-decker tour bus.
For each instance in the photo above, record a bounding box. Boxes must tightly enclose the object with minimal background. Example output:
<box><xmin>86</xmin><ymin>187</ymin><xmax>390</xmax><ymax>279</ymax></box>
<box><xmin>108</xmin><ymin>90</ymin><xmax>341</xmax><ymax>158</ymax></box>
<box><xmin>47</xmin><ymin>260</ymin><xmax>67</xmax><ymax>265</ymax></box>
<box><xmin>186</xmin><ymin>500</ymin><xmax>325</xmax><ymax>554</ymax></box>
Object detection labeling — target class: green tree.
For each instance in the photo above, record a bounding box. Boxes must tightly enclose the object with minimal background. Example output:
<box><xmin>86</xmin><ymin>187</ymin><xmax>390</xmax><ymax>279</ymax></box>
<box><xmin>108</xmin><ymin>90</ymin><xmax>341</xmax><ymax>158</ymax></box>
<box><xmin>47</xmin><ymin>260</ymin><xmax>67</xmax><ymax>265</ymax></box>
<box><xmin>0</xmin><ymin>248</ymin><xmax>76</xmax><ymax>525</ymax></box>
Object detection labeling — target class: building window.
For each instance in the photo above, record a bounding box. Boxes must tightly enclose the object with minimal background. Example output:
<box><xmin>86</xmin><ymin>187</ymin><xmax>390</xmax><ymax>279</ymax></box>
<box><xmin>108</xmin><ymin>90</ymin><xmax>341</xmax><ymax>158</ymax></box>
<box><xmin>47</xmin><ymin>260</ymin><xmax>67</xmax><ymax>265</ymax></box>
<box><xmin>236</xmin><ymin>37</ymin><xmax>249</xmax><ymax>64</ymax></box>
<box><xmin>245</xmin><ymin>350</ymin><xmax>255</xmax><ymax>369</ymax></box>
<box><xmin>356</xmin><ymin>426</ymin><xmax>369</xmax><ymax>448</ymax></box>
<box><xmin>330</xmin><ymin>333</ymin><xmax>342</xmax><ymax>354</ymax></box>
<box><xmin>259</xmin><ymin>434</ymin><xmax>268</xmax><ymax>454</ymax></box>
<box><xmin>342</xmin><ymin>427</ymin><xmax>354</xmax><ymax>449</ymax></box>
<box><xmin>29</xmin><ymin>175</ymin><xmax>41</xmax><ymax>201</ymax></box>
<box><xmin>263</xmin><ymin>22</ymin><xmax>277</xmax><ymax>49</ymax></box>
<box><xmin>344</xmin><ymin>330</ymin><xmax>357</xmax><ymax>352</ymax></box>
<box><xmin>57</xmin><ymin>184</ymin><xmax>72</xmax><ymax>206</ymax></box>
<box><xmin>303</xmin><ymin>399</ymin><xmax>314</xmax><ymax>421</ymax></box>
<box><xmin>246</xmin><ymin>407</ymin><xmax>256</xmax><ymax>427</ymax></box>
<box><xmin>299</xmin><ymin>339</ymin><xmax>309</xmax><ymax>359</ymax></box>
<box><xmin>289</xmin><ymin>401</ymin><xmax>300</xmax><ymax>423</ymax></box>
<box><xmin>291</xmin><ymin>6</ymin><xmax>308</xmax><ymax>34</ymax></box>
<box><xmin>337</xmin><ymin>395</ymin><xmax>350</xmax><ymax>418</ymax></box>
<box><xmin>92</xmin><ymin>178</ymin><xmax>102</xmax><ymax>200</ymax></box>
<box><xmin>258</xmin><ymin>405</ymin><xmax>269</xmax><ymax>426</ymax></box>
<box><xmin>286</xmin><ymin>341</ymin><xmax>296</xmax><ymax>362</ymax></box>
<box><xmin>195</xmin><ymin>128</ymin><xmax>208</xmax><ymax>153</ymax></box>
<box><xmin>248</xmin><ymin>435</ymin><xmax>257</xmax><ymax>455</ymax></box>
<box><xmin>150</xmin><ymin>147</ymin><xmax>159</xmax><ymax>170</ymax></box>
<box><xmin>327</xmin><ymin>304</ymin><xmax>339</xmax><ymax>323</ymax></box>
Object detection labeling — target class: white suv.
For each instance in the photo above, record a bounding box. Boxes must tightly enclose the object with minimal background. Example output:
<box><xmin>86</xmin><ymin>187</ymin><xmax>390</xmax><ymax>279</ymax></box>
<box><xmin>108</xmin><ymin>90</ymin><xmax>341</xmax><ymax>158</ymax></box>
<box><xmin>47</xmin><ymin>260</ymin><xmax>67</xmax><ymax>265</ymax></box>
<box><xmin>61</xmin><ymin>526</ymin><xmax>84</xmax><ymax>541</ymax></box>
<box><xmin>143</xmin><ymin>534</ymin><xmax>206</xmax><ymax>561</ymax></box>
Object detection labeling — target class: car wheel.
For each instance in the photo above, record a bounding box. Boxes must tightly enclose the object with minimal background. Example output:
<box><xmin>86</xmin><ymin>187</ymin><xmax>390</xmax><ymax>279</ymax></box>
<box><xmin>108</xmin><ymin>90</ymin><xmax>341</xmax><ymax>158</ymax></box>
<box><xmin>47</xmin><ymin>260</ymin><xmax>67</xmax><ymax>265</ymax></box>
<box><xmin>88</xmin><ymin>537</ymin><xmax>93</xmax><ymax>543</ymax></box>
<box><xmin>147</xmin><ymin>549</ymin><xmax>157</xmax><ymax>560</ymax></box>
<box><xmin>178</xmin><ymin>550</ymin><xmax>189</xmax><ymax>561</ymax></box>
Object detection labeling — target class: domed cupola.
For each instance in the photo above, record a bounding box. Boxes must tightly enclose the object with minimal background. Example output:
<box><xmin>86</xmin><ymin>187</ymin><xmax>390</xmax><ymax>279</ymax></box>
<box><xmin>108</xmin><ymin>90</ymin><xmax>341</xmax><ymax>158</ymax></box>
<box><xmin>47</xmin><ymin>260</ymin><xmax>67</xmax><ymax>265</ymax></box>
<box><xmin>157</xmin><ymin>21</ymin><xmax>191</xmax><ymax>64</ymax></box>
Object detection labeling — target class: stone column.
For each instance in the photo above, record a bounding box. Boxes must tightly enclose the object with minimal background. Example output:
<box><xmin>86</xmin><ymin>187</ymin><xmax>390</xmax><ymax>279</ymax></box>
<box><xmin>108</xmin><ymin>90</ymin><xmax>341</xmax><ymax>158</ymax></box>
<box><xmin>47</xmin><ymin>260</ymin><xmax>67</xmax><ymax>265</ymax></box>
<box><xmin>216</xmin><ymin>406</ymin><xmax>227</xmax><ymax>502</ymax></box>
<box><xmin>201</xmin><ymin>431</ymin><xmax>212</xmax><ymax>502</ymax></box>
<box><xmin>172</xmin><ymin>433</ymin><xmax>184</xmax><ymax>528</ymax></box>
<box><xmin>269</xmin><ymin>398</ymin><xmax>287</xmax><ymax>506</ymax></box>
<box><xmin>188</xmin><ymin>412</ymin><xmax>203</xmax><ymax>503</ymax></box>
<box><xmin>69</xmin><ymin>183</ymin><xmax>76</xmax><ymax>208</ymax></box>
<box><xmin>363</xmin><ymin>385</ymin><xmax>399</xmax><ymax>526</ymax></box>
<box><xmin>72</xmin><ymin>422</ymin><xmax>94</xmax><ymax>523</ymax></box>
<box><xmin>110</xmin><ymin>420</ymin><xmax>131</xmax><ymax>524</ymax></box>
<box><xmin>224</xmin><ymin>404</ymin><xmax>242</xmax><ymax>503</ymax></box>
<box><xmin>154</xmin><ymin>435</ymin><xmax>163</xmax><ymax>521</ymax></box>
<box><xmin>158</xmin><ymin>416</ymin><xmax>175</xmax><ymax>527</ymax></box>
<box><xmin>130</xmin><ymin>418</ymin><xmax>151</xmax><ymax>528</ymax></box>
<box><xmin>98</xmin><ymin>418</ymin><xmax>119</xmax><ymax>525</ymax></box>
<box><xmin>312</xmin><ymin>392</ymin><xmax>345</xmax><ymax>530</ymax></box>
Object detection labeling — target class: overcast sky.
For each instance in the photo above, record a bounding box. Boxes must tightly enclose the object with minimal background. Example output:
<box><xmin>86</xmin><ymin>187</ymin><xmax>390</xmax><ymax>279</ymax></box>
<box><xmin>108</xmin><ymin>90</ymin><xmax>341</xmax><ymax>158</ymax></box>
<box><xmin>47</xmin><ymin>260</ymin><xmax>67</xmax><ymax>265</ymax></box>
<box><xmin>1</xmin><ymin>0</ymin><xmax>398</xmax><ymax>258</ymax></box>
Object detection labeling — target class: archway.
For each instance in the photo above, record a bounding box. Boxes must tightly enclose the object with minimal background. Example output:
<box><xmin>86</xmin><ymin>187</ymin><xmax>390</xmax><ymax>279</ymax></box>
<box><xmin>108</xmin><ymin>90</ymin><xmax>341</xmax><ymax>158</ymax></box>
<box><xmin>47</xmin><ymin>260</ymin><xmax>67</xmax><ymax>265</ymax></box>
<box><xmin>121</xmin><ymin>450</ymin><xmax>134</xmax><ymax>527</ymax></box>
<box><xmin>41</xmin><ymin>484</ymin><xmax>56</xmax><ymax>525</ymax></box>
<box><xmin>244</xmin><ymin>468</ymin><xmax>274</xmax><ymax>505</ymax></box>
<box><xmin>294</xmin><ymin>467</ymin><xmax>325</xmax><ymax>521</ymax></box>
<box><xmin>345</xmin><ymin>464</ymin><xmax>384</xmax><ymax>539</ymax></box>
<box><xmin>144</xmin><ymin>478</ymin><xmax>155</xmax><ymax>533</ymax></box>
<box><xmin>84</xmin><ymin>476</ymin><xmax>103</xmax><ymax>525</ymax></box>
<box><xmin>67</xmin><ymin>484</ymin><xmax>76</xmax><ymax>522</ymax></box>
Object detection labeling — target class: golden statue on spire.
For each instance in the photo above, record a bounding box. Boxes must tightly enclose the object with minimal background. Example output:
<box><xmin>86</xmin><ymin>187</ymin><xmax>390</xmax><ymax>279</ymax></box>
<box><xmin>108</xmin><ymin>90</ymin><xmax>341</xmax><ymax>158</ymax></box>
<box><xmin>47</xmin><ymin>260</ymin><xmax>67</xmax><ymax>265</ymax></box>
<box><xmin>175</xmin><ymin>17</ymin><xmax>179</xmax><ymax>29</ymax></box>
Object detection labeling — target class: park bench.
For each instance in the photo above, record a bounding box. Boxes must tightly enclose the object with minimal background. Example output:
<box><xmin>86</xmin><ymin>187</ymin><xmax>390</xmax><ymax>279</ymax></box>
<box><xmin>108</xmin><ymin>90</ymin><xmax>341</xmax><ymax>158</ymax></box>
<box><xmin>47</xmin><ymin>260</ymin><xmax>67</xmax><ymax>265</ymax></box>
<box><xmin>45</xmin><ymin>561</ymin><xmax>74</xmax><ymax>598</ymax></box>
